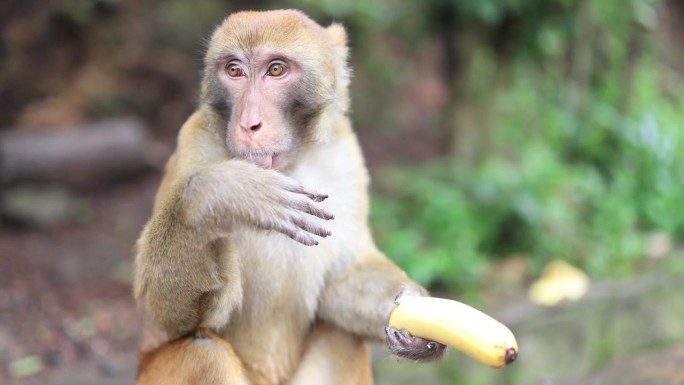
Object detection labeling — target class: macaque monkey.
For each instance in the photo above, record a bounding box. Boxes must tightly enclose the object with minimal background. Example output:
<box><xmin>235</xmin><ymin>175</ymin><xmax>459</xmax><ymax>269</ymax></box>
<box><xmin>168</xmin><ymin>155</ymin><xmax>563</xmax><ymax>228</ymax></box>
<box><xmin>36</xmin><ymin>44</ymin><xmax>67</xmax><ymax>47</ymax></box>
<box><xmin>133</xmin><ymin>10</ymin><xmax>445</xmax><ymax>385</ymax></box>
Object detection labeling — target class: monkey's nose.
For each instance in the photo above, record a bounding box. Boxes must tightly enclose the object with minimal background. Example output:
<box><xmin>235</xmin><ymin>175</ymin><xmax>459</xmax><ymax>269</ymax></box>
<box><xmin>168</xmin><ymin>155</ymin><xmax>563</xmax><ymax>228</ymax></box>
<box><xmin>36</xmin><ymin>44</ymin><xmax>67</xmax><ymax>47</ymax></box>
<box><xmin>240</xmin><ymin>120</ymin><xmax>262</xmax><ymax>133</ymax></box>
<box><xmin>238</xmin><ymin>106</ymin><xmax>262</xmax><ymax>133</ymax></box>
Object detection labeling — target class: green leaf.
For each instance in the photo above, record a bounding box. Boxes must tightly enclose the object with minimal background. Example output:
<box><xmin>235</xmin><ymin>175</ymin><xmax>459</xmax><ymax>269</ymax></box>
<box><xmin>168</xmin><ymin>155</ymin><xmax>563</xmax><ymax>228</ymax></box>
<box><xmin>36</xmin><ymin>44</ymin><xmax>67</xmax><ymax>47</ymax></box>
<box><xmin>9</xmin><ymin>355</ymin><xmax>44</xmax><ymax>378</ymax></box>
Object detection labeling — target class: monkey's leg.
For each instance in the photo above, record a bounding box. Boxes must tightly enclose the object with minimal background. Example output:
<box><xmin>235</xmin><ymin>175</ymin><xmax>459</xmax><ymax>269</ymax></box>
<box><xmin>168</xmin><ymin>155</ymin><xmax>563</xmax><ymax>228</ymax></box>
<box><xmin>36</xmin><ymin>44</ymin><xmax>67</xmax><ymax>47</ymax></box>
<box><xmin>317</xmin><ymin>254</ymin><xmax>446</xmax><ymax>362</ymax></box>
<box><xmin>288</xmin><ymin>323</ymin><xmax>373</xmax><ymax>385</ymax></box>
<box><xmin>138</xmin><ymin>329</ymin><xmax>250</xmax><ymax>385</ymax></box>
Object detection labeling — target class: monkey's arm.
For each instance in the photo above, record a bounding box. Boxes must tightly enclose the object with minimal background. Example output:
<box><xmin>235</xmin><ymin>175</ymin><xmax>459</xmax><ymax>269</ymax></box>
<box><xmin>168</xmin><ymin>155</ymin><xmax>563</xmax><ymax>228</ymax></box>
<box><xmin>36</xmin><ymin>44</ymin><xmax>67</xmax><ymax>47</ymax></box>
<box><xmin>134</xmin><ymin>112</ymin><xmax>333</xmax><ymax>340</ymax></box>
<box><xmin>317</xmin><ymin>249</ymin><xmax>419</xmax><ymax>340</ymax></box>
<box><xmin>316</xmin><ymin>247</ymin><xmax>446</xmax><ymax>361</ymax></box>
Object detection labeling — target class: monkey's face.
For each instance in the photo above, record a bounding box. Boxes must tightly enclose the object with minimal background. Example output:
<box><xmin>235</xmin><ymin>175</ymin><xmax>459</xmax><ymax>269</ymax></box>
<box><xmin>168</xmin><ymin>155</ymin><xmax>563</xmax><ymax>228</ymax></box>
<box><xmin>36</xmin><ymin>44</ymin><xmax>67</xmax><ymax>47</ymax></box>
<box><xmin>217</xmin><ymin>53</ymin><xmax>301</xmax><ymax>170</ymax></box>
<box><xmin>202</xmin><ymin>10</ymin><xmax>345</xmax><ymax>171</ymax></box>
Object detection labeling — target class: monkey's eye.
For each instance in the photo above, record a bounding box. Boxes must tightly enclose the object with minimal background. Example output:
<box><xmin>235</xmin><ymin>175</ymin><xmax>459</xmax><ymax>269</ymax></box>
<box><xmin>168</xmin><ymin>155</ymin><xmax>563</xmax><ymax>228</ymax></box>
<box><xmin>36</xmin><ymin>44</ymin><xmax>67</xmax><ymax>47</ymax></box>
<box><xmin>225</xmin><ymin>62</ymin><xmax>244</xmax><ymax>78</ymax></box>
<box><xmin>267</xmin><ymin>62</ymin><xmax>288</xmax><ymax>77</ymax></box>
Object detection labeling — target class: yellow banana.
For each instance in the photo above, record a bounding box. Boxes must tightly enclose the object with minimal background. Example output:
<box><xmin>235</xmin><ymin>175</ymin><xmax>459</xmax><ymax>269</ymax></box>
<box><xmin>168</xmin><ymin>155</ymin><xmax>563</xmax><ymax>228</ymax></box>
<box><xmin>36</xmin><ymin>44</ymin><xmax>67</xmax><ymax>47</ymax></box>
<box><xmin>388</xmin><ymin>296</ymin><xmax>518</xmax><ymax>368</ymax></box>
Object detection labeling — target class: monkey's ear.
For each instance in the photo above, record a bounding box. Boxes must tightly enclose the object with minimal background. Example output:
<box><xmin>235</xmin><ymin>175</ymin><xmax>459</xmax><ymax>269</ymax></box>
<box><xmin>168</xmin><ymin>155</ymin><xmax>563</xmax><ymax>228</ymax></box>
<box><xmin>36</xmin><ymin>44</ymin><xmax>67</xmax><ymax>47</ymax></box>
<box><xmin>325</xmin><ymin>22</ymin><xmax>351</xmax><ymax>122</ymax></box>
<box><xmin>326</xmin><ymin>23</ymin><xmax>348</xmax><ymax>49</ymax></box>
<box><xmin>326</xmin><ymin>22</ymin><xmax>349</xmax><ymax>72</ymax></box>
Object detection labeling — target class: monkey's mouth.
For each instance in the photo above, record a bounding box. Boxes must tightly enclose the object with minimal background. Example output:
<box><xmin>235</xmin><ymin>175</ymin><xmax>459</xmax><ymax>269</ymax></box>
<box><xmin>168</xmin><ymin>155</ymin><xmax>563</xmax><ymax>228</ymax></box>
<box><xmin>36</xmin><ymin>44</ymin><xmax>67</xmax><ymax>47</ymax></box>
<box><xmin>243</xmin><ymin>152</ymin><xmax>282</xmax><ymax>170</ymax></box>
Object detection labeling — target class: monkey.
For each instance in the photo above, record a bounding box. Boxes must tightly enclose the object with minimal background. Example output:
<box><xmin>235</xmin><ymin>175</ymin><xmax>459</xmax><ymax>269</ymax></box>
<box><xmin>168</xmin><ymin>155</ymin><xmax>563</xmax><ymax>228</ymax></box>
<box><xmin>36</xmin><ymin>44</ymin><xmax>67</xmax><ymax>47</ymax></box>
<box><xmin>133</xmin><ymin>10</ymin><xmax>446</xmax><ymax>385</ymax></box>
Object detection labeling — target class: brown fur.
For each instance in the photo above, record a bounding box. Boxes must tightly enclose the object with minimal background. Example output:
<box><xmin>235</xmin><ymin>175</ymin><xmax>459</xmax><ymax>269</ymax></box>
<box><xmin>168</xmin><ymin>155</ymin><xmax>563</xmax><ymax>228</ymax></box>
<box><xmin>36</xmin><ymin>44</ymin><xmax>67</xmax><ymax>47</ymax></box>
<box><xmin>138</xmin><ymin>329</ymin><xmax>249</xmax><ymax>385</ymax></box>
<box><xmin>133</xmin><ymin>10</ymin><xmax>437</xmax><ymax>385</ymax></box>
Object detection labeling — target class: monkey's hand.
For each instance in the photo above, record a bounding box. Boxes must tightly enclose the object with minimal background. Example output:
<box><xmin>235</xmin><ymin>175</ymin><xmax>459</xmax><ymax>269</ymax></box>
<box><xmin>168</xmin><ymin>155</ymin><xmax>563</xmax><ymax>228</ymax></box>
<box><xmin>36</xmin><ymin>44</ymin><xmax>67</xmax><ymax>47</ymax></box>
<box><xmin>384</xmin><ymin>287</ymin><xmax>446</xmax><ymax>362</ymax></box>
<box><xmin>253</xmin><ymin>169</ymin><xmax>335</xmax><ymax>246</ymax></box>
<box><xmin>185</xmin><ymin>161</ymin><xmax>334</xmax><ymax>246</ymax></box>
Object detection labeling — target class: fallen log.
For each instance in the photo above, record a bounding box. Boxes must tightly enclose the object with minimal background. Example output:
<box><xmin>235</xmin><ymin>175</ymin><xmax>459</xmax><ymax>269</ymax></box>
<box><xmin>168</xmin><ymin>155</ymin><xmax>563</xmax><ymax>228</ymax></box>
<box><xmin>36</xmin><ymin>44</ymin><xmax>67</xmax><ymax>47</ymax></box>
<box><xmin>0</xmin><ymin>118</ymin><xmax>161</xmax><ymax>186</ymax></box>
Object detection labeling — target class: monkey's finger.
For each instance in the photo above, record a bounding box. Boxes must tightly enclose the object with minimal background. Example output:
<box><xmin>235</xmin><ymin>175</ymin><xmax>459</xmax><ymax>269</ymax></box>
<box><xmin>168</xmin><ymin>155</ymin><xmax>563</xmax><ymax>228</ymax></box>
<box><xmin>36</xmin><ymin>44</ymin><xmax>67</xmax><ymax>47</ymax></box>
<box><xmin>290</xmin><ymin>230</ymin><xmax>319</xmax><ymax>246</ymax></box>
<box><xmin>292</xmin><ymin>216</ymin><xmax>332</xmax><ymax>238</ymax></box>
<box><xmin>287</xmin><ymin>195</ymin><xmax>335</xmax><ymax>220</ymax></box>
<box><xmin>280</xmin><ymin>179</ymin><xmax>329</xmax><ymax>202</ymax></box>
<box><xmin>294</xmin><ymin>187</ymin><xmax>329</xmax><ymax>203</ymax></box>
<box><xmin>305</xmin><ymin>191</ymin><xmax>329</xmax><ymax>203</ymax></box>
<box><xmin>271</xmin><ymin>220</ymin><xmax>319</xmax><ymax>246</ymax></box>
<box><xmin>304</xmin><ymin>203</ymin><xmax>335</xmax><ymax>221</ymax></box>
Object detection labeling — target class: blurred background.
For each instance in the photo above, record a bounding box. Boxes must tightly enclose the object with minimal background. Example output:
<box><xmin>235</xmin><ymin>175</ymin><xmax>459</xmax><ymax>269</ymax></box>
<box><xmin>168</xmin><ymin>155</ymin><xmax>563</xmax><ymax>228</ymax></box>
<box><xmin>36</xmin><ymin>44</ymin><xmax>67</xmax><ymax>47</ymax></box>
<box><xmin>1</xmin><ymin>0</ymin><xmax>684</xmax><ymax>384</ymax></box>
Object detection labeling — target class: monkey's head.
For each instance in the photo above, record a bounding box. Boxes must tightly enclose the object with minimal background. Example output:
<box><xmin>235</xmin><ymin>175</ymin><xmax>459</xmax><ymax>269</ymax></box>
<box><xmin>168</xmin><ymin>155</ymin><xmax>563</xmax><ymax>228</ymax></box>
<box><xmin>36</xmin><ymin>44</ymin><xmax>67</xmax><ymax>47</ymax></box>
<box><xmin>201</xmin><ymin>10</ymin><xmax>350</xmax><ymax>170</ymax></box>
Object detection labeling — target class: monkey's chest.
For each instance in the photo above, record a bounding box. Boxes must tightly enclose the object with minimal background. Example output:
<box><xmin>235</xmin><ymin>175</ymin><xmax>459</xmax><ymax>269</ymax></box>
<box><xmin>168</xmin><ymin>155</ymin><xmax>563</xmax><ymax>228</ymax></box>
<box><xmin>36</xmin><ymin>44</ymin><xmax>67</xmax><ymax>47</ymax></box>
<box><xmin>238</xmin><ymin>229</ymin><xmax>329</xmax><ymax>314</ymax></box>
<box><xmin>227</xmin><ymin>178</ymin><xmax>361</xmax><ymax>321</ymax></box>
<box><xmin>219</xmin><ymin>230</ymin><xmax>334</xmax><ymax>382</ymax></box>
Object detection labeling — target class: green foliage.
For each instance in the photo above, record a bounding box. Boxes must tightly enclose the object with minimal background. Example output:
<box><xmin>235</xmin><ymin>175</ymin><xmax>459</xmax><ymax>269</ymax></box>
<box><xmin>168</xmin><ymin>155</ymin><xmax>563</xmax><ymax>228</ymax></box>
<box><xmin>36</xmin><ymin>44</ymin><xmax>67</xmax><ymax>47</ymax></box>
<box><xmin>281</xmin><ymin>0</ymin><xmax>401</xmax><ymax>33</ymax></box>
<box><xmin>371</xmin><ymin>14</ymin><xmax>684</xmax><ymax>292</ymax></box>
<box><xmin>57</xmin><ymin>0</ymin><xmax>120</xmax><ymax>27</ymax></box>
<box><xmin>151</xmin><ymin>0</ymin><xmax>227</xmax><ymax>49</ymax></box>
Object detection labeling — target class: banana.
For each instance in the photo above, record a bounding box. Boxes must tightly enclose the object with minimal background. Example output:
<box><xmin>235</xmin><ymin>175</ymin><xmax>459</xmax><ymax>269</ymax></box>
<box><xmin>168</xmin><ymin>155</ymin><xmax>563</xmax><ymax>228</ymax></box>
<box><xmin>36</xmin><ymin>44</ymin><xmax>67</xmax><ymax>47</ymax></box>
<box><xmin>388</xmin><ymin>296</ymin><xmax>518</xmax><ymax>368</ymax></box>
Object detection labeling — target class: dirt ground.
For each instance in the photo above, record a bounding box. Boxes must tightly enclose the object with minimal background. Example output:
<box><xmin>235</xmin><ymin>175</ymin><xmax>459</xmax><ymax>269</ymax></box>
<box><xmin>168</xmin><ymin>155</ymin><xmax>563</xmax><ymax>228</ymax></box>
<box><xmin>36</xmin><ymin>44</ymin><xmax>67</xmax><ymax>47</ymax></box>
<box><xmin>0</xmin><ymin>174</ymin><xmax>160</xmax><ymax>384</ymax></box>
